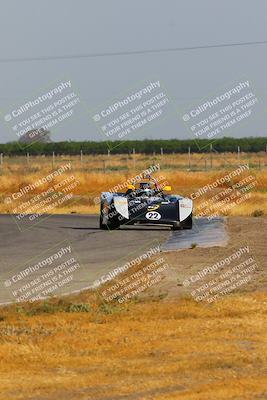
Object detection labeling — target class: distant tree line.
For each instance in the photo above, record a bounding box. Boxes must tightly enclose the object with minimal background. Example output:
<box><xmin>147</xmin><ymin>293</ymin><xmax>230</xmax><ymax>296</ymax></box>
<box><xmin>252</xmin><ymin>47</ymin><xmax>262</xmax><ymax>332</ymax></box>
<box><xmin>0</xmin><ymin>137</ymin><xmax>266</xmax><ymax>155</ymax></box>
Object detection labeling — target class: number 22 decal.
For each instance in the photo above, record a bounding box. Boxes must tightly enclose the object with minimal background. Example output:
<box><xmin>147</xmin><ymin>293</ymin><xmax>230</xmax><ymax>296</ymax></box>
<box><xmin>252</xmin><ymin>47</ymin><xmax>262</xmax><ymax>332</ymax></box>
<box><xmin>145</xmin><ymin>211</ymin><xmax>161</xmax><ymax>220</ymax></box>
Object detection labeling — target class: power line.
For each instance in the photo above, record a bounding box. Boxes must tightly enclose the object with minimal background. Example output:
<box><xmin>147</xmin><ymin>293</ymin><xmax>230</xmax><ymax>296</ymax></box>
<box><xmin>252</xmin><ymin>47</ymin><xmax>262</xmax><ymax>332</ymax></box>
<box><xmin>0</xmin><ymin>39</ymin><xmax>267</xmax><ymax>63</ymax></box>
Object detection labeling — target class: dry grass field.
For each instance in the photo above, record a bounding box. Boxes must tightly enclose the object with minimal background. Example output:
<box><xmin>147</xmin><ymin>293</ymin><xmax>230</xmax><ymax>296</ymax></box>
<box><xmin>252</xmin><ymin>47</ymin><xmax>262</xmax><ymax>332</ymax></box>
<box><xmin>0</xmin><ymin>152</ymin><xmax>266</xmax><ymax>216</ymax></box>
<box><xmin>0</xmin><ymin>153</ymin><xmax>266</xmax><ymax>399</ymax></box>
<box><xmin>0</xmin><ymin>216</ymin><xmax>266</xmax><ymax>399</ymax></box>
<box><xmin>0</xmin><ymin>288</ymin><xmax>266</xmax><ymax>399</ymax></box>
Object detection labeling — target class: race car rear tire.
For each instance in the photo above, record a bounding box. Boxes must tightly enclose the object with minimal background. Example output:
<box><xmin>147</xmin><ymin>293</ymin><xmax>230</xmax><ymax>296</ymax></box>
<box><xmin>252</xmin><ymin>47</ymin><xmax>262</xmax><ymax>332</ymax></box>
<box><xmin>171</xmin><ymin>222</ymin><xmax>182</xmax><ymax>231</ymax></box>
<box><xmin>172</xmin><ymin>214</ymin><xmax>193</xmax><ymax>230</ymax></box>
<box><xmin>181</xmin><ymin>213</ymin><xmax>193</xmax><ymax>230</ymax></box>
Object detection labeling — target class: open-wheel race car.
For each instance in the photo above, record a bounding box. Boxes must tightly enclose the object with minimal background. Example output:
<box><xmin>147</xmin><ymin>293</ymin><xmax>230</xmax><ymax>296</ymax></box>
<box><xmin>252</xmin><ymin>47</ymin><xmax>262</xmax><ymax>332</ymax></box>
<box><xmin>99</xmin><ymin>175</ymin><xmax>193</xmax><ymax>230</ymax></box>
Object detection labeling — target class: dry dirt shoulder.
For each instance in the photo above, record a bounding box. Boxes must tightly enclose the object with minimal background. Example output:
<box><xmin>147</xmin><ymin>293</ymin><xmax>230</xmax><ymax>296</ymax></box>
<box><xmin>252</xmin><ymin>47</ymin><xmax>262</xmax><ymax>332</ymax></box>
<box><xmin>153</xmin><ymin>216</ymin><xmax>267</xmax><ymax>299</ymax></box>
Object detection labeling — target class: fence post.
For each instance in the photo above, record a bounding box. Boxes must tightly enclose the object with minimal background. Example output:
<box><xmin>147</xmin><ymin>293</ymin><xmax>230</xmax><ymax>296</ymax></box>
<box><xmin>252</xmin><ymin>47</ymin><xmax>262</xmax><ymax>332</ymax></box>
<box><xmin>188</xmin><ymin>146</ymin><xmax>191</xmax><ymax>170</ymax></box>
<box><xmin>133</xmin><ymin>148</ymin><xmax>136</xmax><ymax>170</ymax></box>
<box><xmin>0</xmin><ymin>153</ymin><xmax>3</xmax><ymax>168</ymax></box>
<box><xmin>210</xmin><ymin>144</ymin><xmax>213</xmax><ymax>169</ymax></box>
<box><xmin>237</xmin><ymin>146</ymin><xmax>240</xmax><ymax>161</ymax></box>
<box><xmin>80</xmin><ymin>149</ymin><xmax>83</xmax><ymax>165</ymax></box>
<box><xmin>160</xmin><ymin>147</ymin><xmax>163</xmax><ymax>156</ymax></box>
<box><xmin>27</xmin><ymin>152</ymin><xmax>30</xmax><ymax>166</ymax></box>
<box><xmin>52</xmin><ymin>152</ymin><xmax>55</xmax><ymax>168</ymax></box>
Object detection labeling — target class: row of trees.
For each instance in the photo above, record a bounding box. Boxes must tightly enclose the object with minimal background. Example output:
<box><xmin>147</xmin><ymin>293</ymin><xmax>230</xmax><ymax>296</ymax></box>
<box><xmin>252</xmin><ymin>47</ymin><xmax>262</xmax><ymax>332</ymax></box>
<box><xmin>0</xmin><ymin>137</ymin><xmax>266</xmax><ymax>155</ymax></box>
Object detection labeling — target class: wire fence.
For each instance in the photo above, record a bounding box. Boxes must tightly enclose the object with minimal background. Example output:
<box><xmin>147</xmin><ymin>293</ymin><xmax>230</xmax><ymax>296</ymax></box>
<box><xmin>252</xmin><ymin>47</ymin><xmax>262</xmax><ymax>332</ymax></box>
<box><xmin>0</xmin><ymin>150</ymin><xmax>266</xmax><ymax>173</ymax></box>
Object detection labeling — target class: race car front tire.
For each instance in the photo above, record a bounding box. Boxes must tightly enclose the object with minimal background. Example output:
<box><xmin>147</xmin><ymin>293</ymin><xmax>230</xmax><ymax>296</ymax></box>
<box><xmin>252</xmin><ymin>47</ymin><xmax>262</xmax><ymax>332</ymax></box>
<box><xmin>99</xmin><ymin>200</ymin><xmax>120</xmax><ymax>230</ymax></box>
<box><xmin>99</xmin><ymin>214</ymin><xmax>107</xmax><ymax>229</ymax></box>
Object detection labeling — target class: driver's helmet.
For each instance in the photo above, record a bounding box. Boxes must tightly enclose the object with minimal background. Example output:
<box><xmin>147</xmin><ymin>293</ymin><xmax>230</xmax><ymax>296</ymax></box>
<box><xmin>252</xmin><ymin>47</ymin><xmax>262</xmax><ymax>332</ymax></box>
<box><xmin>139</xmin><ymin>182</ymin><xmax>152</xmax><ymax>190</ymax></box>
<box><xmin>143</xmin><ymin>188</ymin><xmax>151</xmax><ymax>196</ymax></box>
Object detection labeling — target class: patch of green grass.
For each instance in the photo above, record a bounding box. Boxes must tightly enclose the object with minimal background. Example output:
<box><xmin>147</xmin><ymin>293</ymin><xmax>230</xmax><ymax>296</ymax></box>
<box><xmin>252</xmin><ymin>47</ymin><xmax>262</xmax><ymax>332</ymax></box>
<box><xmin>98</xmin><ymin>302</ymin><xmax>124</xmax><ymax>315</ymax></box>
<box><xmin>15</xmin><ymin>300</ymin><xmax>92</xmax><ymax>316</ymax></box>
<box><xmin>251</xmin><ymin>210</ymin><xmax>264</xmax><ymax>217</ymax></box>
<box><xmin>107</xmin><ymin>165</ymin><xmax>128</xmax><ymax>171</ymax></box>
<box><xmin>24</xmin><ymin>301</ymin><xmax>63</xmax><ymax>316</ymax></box>
<box><xmin>67</xmin><ymin>303</ymin><xmax>91</xmax><ymax>313</ymax></box>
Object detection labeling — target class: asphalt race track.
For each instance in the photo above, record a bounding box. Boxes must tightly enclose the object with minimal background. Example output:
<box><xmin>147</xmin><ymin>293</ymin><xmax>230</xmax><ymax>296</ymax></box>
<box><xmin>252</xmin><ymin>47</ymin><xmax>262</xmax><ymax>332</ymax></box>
<box><xmin>0</xmin><ymin>214</ymin><xmax>227</xmax><ymax>305</ymax></box>
<box><xmin>162</xmin><ymin>217</ymin><xmax>228</xmax><ymax>251</ymax></box>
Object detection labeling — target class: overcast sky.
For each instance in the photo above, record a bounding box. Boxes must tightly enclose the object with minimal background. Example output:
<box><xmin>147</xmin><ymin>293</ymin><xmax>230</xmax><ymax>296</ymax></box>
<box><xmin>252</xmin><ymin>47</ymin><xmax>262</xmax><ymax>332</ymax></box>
<box><xmin>0</xmin><ymin>0</ymin><xmax>267</xmax><ymax>143</ymax></box>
